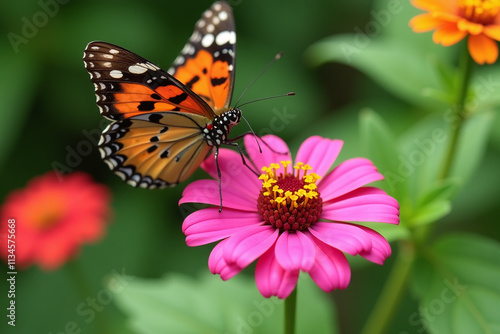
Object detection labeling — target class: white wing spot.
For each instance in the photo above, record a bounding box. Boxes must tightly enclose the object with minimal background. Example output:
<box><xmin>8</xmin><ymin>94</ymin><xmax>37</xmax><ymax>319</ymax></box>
<box><xmin>174</xmin><ymin>56</ymin><xmax>185</xmax><ymax>65</ymax></box>
<box><xmin>207</xmin><ymin>24</ymin><xmax>215</xmax><ymax>33</ymax></box>
<box><xmin>91</xmin><ymin>46</ymin><xmax>100</xmax><ymax>50</ymax></box>
<box><xmin>204</xmin><ymin>10</ymin><xmax>213</xmax><ymax>18</ymax></box>
<box><xmin>115</xmin><ymin>171</ymin><xmax>127</xmax><ymax>181</ymax></box>
<box><xmin>215</xmin><ymin>31</ymin><xmax>236</xmax><ymax>46</ymax></box>
<box><xmin>213</xmin><ymin>17</ymin><xmax>220</xmax><ymax>25</ymax></box>
<box><xmin>197</xmin><ymin>20</ymin><xmax>206</xmax><ymax>28</ymax></box>
<box><xmin>128</xmin><ymin>64</ymin><xmax>148</xmax><ymax>74</ymax></box>
<box><xmin>201</xmin><ymin>34</ymin><xmax>214</xmax><ymax>47</ymax></box>
<box><xmin>110</xmin><ymin>70</ymin><xmax>123</xmax><ymax>78</ymax></box>
<box><xmin>93</xmin><ymin>72</ymin><xmax>101</xmax><ymax>78</ymax></box>
<box><xmin>213</xmin><ymin>3</ymin><xmax>222</xmax><ymax>11</ymax></box>
<box><xmin>109</xmin><ymin>49</ymin><xmax>120</xmax><ymax>54</ymax></box>
<box><xmin>191</xmin><ymin>31</ymin><xmax>202</xmax><ymax>42</ymax></box>
<box><xmin>219</xmin><ymin>11</ymin><xmax>228</xmax><ymax>21</ymax></box>
<box><xmin>228</xmin><ymin>64</ymin><xmax>234</xmax><ymax>71</ymax></box>
<box><xmin>103</xmin><ymin>62</ymin><xmax>112</xmax><ymax>67</ymax></box>
<box><xmin>88</xmin><ymin>53</ymin><xmax>95</xmax><ymax>58</ymax></box>
<box><xmin>103</xmin><ymin>54</ymin><xmax>113</xmax><ymax>59</ymax></box>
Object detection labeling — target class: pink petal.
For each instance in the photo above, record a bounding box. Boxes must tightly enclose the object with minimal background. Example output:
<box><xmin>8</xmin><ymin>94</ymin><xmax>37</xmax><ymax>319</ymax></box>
<box><xmin>356</xmin><ymin>226</ymin><xmax>392</xmax><ymax>265</ymax></box>
<box><xmin>208</xmin><ymin>240</ymin><xmax>243</xmax><ymax>280</ymax></box>
<box><xmin>244</xmin><ymin>134</ymin><xmax>291</xmax><ymax>172</ymax></box>
<box><xmin>322</xmin><ymin>187</ymin><xmax>399</xmax><ymax>224</ymax></box>
<box><xmin>274</xmin><ymin>231</ymin><xmax>316</xmax><ymax>271</ymax></box>
<box><xmin>255</xmin><ymin>244</ymin><xmax>299</xmax><ymax>299</ymax></box>
<box><xmin>319</xmin><ymin>158</ymin><xmax>384</xmax><ymax>200</ymax></box>
<box><xmin>179</xmin><ymin>179</ymin><xmax>257</xmax><ymax>211</ymax></box>
<box><xmin>308</xmin><ymin>239</ymin><xmax>351</xmax><ymax>292</ymax></box>
<box><xmin>183</xmin><ymin>207</ymin><xmax>263</xmax><ymax>246</ymax></box>
<box><xmin>200</xmin><ymin>148</ymin><xmax>261</xmax><ymax>197</ymax></box>
<box><xmin>308</xmin><ymin>222</ymin><xmax>372</xmax><ymax>256</ymax></box>
<box><xmin>223</xmin><ymin>225</ymin><xmax>278</xmax><ymax>268</ymax></box>
<box><xmin>295</xmin><ymin>136</ymin><xmax>343</xmax><ymax>178</ymax></box>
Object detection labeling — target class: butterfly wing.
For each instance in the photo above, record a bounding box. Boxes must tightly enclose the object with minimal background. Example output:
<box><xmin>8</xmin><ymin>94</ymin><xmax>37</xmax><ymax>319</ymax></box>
<box><xmin>83</xmin><ymin>41</ymin><xmax>216</xmax><ymax>121</ymax></box>
<box><xmin>83</xmin><ymin>41</ymin><xmax>216</xmax><ymax>188</ymax></box>
<box><xmin>99</xmin><ymin>113</ymin><xmax>211</xmax><ymax>188</ymax></box>
<box><xmin>168</xmin><ymin>1</ymin><xmax>236</xmax><ymax>114</ymax></box>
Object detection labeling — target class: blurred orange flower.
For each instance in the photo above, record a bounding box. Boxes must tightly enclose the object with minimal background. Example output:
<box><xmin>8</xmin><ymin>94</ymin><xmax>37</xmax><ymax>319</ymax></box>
<box><xmin>0</xmin><ymin>172</ymin><xmax>111</xmax><ymax>271</ymax></box>
<box><xmin>410</xmin><ymin>0</ymin><xmax>500</xmax><ymax>64</ymax></box>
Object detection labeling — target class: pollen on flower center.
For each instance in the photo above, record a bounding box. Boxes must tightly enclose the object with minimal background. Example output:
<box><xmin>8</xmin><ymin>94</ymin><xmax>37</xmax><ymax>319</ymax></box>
<box><xmin>257</xmin><ymin>161</ymin><xmax>322</xmax><ymax>232</ymax></box>
<box><xmin>459</xmin><ymin>0</ymin><xmax>500</xmax><ymax>25</ymax></box>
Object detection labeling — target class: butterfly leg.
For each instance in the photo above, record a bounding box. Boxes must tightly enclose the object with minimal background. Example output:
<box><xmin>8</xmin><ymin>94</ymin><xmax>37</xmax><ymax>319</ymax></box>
<box><xmin>214</xmin><ymin>146</ymin><xmax>224</xmax><ymax>213</ymax></box>
<box><xmin>224</xmin><ymin>141</ymin><xmax>260</xmax><ymax>177</ymax></box>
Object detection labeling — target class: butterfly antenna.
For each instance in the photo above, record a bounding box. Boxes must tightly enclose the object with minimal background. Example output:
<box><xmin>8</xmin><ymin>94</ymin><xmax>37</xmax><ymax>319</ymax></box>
<box><xmin>234</xmin><ymin>52</ymin><xmax>284</xmax><ymax>108</ymax></box>
<box><xmin>237</xmin><ymin>92</ymin><xmax>295</xmax><ymax>108</ymax></box>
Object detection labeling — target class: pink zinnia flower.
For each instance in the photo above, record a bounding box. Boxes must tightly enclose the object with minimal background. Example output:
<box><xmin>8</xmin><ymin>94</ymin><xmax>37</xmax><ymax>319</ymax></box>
<box><xmin>180</xmin><ymin>135</ymin><xmax>399</xmax><ymax>298</ymax></box>
<box><xmin>0</xmin><ymin>172</ymin><xmax>111</xmax><ymax>271</ymax></box>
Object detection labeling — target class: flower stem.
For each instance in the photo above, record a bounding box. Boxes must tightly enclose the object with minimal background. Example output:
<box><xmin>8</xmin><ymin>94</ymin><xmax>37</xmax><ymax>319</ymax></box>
<box><xmin>362</xmin><ymin>43</ymin><xmax>475</xmax><ymax>334</ymax></box>
<box><xmin>438</xmin><ymin>44</ymin><xmax>475</xmax><ymax>180</ymax></box>
<box><xmin>284</xmin><ymin>287</ymin><xmax>297</xmax><ymax>334</ymax></box>
<box><xmin>66</xmin><ymin>260</ymin><xmax>111</xmax><ymax>334</ymax></box>
<box><xmin>360</xmin><ymin>240</ymin><xmax>415</xmax><ymax>334</ymax></box>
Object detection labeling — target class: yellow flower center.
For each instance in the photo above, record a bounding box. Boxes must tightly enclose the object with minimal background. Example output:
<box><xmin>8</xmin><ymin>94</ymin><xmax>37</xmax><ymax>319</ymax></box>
<box><xmin>257</xmin><ymin>161</ymin><xmax>322</xmax><ymax>231</ymax></box>
<box><xmin>459</xmin><ymin>0</ymin><xmax>500</xmax><ymax>25</ymax></box>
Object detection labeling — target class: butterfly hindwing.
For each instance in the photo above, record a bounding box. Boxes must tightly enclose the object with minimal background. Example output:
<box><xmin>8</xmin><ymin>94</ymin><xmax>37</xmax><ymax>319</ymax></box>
<box><xmin>99</xmin><ymin>112</ymin><xmax>212</xmax><ymax>188</ymax></box>
<box><xmin>169</xmin><ymin>1</ymin><xmax>236</xmax><ymax>113</ymax></box>
<box><xmin>83</xmin><ymin>41</ymin><xmax>216</xmax><ymax>121</ymax></box>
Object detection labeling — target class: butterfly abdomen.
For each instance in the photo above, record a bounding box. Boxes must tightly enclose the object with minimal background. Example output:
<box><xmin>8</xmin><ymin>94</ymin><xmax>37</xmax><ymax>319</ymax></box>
<box><xmin>203</xmin><ymin>108</ymin><xmax>241</xmax><ymax>146</ymax></box>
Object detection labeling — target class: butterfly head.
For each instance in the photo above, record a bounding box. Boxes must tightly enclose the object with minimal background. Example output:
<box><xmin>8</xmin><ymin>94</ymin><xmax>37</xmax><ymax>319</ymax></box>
<box><xmin>203</xmin><ymin>108</ymin><xmax>241</xmax><ymax>147</ymax></box>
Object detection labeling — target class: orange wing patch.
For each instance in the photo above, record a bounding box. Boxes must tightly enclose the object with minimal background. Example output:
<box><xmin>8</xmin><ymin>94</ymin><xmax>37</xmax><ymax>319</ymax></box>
<box><xmin>173</xmin><ymin>50</ymin><xmax>231</xmax><ymax>113</ymax></box>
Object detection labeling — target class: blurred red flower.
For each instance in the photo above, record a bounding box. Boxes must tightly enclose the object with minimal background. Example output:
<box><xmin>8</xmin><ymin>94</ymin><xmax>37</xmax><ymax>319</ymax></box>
<box><xmin>1</xmin><ymin>172</ymin><xmax>111</xmax><ymax>271</ymax></box>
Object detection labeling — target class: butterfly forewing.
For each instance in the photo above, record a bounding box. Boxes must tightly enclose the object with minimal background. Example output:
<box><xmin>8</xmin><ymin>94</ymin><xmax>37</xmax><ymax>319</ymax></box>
<box><xmin>83</xmin><ymin>41</ymin><xmax>216</xmax><ymax>120</ymax></box>
<box><xmin>169</xmin><ymin>1</ymin><xmax>236</xmax><ymax>113</ymax></box>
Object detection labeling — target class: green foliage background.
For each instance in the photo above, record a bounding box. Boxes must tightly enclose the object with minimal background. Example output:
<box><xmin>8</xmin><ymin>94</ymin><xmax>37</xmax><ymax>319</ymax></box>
<box><xmin>1</xmin><ymin>0</ymin><xmax>499</xmax><ymax>333</ymax></box>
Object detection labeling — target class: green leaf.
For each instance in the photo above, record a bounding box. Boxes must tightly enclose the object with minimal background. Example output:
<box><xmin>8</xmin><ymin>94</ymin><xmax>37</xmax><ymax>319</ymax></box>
<box><xmin>359</xmin><ymin>109</ymin><xmax>406</xmax><ymax>200</ymax></box>
<box><xmin>410</xmin><ymin>178</ymin><xmax>460</xmax><ymax>226</ymax></box>
<box><xmin>305</xmin><ymin>36</ymin><xmax>444</xmax><ymax>108</ymax></box>
<box><xmin>114</xmin><ymin>273</ymin><xmax>337</xmax><ymax>334</ymax></box>
<box><xmin>411</xmin><ymin>234</ymin><xmax>500</xmax><ymax>334</ymax></box>
<box><xmin>450</xmin><ymin>111</ymin><xmax>494</xmax><ymax>183</ymax></box>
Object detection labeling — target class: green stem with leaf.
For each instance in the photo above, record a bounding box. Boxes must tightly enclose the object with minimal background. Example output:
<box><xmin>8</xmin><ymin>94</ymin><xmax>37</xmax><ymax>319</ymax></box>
<box><xmin>361</xmin><ymin>44</ymin><xmax>475</xmax><ymax>334</ymax></box>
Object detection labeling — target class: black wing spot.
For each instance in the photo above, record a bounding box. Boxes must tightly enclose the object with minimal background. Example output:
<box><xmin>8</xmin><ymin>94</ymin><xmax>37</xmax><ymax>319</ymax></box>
<box><xmin>149</xmin><ymin>114</ymin><xmax>163</xmax><ymax>123</ymax></box>
<box><xmin>120</xmin><ymin>119</ymin><xmax>133</xmax><ymax>128</ymax></box>
<box><xmin>150</xmin><ymin>93</ymin><xmax>162</xmax><ymax>100</ymax></box>
<box><xmin>160</xmin><ymin>126</ymin><xmax>169</xmax><ymax>133</ymax></box>
<box><xmin>211</xmin><ymin>77</ymin><xmax>227</xmax><ymax>86</ymax></box>
<box><xmin>147</xmin><ymin>145</ymin><xmax>158</xmax><ymax>153</ymax></box>
<box><xmin>185</xmin><ymin>75</ymin><xmax>200</xmax><ymax>89</ymax></box>
<box><xmin>169</xmin><ymin>92</ymin><xmax>188</xmax><ymax>104</ymax></box>
<box><xmin>160</xmin><ymin>149</ymin><xmax>170</xmax><ymax>158</ymax></box>
<box><xmin>150</xmin><ymin>136</ymin><xmax>159</xmax><ymax>142</ymax></box>
<box><xmin>202</xmin><ymin>68</ymin><xmax>207</xmax><ymax>74</ymax></box>
<box><xmin>138</xmin><ymin>101</ymin><xmax>155</xmax><ymax>111</ymax></box>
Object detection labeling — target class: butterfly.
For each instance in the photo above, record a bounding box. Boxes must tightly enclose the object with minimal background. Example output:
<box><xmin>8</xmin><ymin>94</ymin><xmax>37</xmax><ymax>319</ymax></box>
<box><xmin>83</xmin><ymin>1</ymin><xmax>248</xmax><ymax>208</ymax></box>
